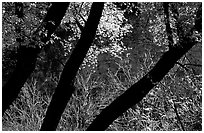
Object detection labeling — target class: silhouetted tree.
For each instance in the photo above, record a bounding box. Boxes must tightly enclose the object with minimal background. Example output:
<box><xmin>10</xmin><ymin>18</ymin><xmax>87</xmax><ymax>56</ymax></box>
<box><xmin>40</xmin><ymin>2</ymin><xmax>104</xmax><ymax>131</ymax></box>
<box><xmin>86</xmin><ymin>4</ymin><xmax>201</xmax><ymax>131</ymax></box>
<box><xmin>3</xmin><ymin>2</ymin><xmax>69</xmax><ymax>114</ymax></box>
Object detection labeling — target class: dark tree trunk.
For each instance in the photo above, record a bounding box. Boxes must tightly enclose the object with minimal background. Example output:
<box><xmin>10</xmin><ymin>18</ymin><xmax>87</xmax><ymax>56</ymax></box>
<box><xmin>2</xmin><ymin>46</ymin><xmax>40</xmax><ymax>113</ymax></box>
<box><xmin>40</xmin><ymin>3</ymin><xmax>104</xmax><ymax>131</ymax></box>
<box><xmin>2</xmin><ymin>3</ymin><xmax>69</xmax><ymax>114</ymax></box>
<box><xmin>86</xmin><ymin>4</ymin><xmax>202</xmax><ymax>131</ymax></box>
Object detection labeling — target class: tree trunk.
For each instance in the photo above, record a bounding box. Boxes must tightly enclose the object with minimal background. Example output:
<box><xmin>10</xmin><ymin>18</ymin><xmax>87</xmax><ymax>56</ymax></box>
<box><xmin>86</xmin><ymin>4</ymin><xmax>201</xmax><ymax>131</ymax></box>
<box><xmin>2</xmin><ymin>3</ymin><xmax>69</xmax><ymax>114</ymax></box>
<box><xmin>40</xmin><ymin>3</ymin><xmax>104</xmax><ymax>131</ymax></box>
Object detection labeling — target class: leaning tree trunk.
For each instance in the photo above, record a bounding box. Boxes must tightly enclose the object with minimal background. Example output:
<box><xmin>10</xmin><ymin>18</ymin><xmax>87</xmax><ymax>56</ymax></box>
<box><xmin>86</xmin><ymin>4</ymin><xmax>202</xmax><ymax>131</ymax></box>
<box><xmin>2</xmin><ymin>2</ymin><xmax>69</xmax><ymax>114</ymax></box>
<box><xmin>40</xmin><ymin>3</ymin><xmax>104</xmax><ymax>131</ymax></box>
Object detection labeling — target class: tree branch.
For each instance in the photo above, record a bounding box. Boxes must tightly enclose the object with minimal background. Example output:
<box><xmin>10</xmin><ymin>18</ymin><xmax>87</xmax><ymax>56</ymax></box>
<box><xmin>73</xmin><ymin>3</ymin><xmax>87</xmax><ymax>23</ymax></box>
<box><xmin>40</xmin><ymin>3</ymin><xmax>104</xmax><ymax>130</ymax></box>
<box><xmin>175</xmin><ymin>62</ymin><xmax>190</xmax><ymax>72</ymax></box>
<box><xmin>184</xmin><ymin>63</ymin><xmax>202</xmax><ymax>67</ymax></box>
<box><xmin>163</xmin><ymin>2</ymin><xmax>174</xmax><ymax>49</ymax></box>
<box><xmin>74</xmin><ymin>18</ymin><xmax>84</xmax><ymax>32</ymax></box>
<box><xmin>2</xmin><ymin>3</ymin><xmax>69</xmax><ymax>115</ymax></box>
<box><xmin>86</xmin><ymin>3</ymin><xmax>201</xmax><ymax>130</ymax></box>
<box><xmin>170</xmin><ymin>3</ymin><xmax>185</xmax><ymax>40</ymax></box>
<box><xmin>172</xmin><ymin>101</ymin><xmax>185</xmax><ymax>131</ymax></box>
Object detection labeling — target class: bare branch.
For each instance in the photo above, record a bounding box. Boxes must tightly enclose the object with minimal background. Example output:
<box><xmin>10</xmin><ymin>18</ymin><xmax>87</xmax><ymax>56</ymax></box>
<box><xmin>73</xmin><ymin>2</ymin><xmax>87</xmax><ymax>23</ymax></box>
<box><xmin>172</xmin><ymin>100</ymin><xmax>185</xmax><ymax>131</ymax></box>
<box><xmin>79</xmin><ymin>2</ymin><xmax>84</xmax><ymax>13</ymax></box>
<box><xmin>175</xmin><ymin>62</ymin><xmax>190</xmax><ymax>72</ymax></box>
<box><xmin>184</xmin><ymin>63</ymin><xmax>202</xmax><ymax>67</ymax></box>
<box><xmin>74</xmin><ymin>18</ymin><xmax>84</xmax><ymax>32</ymax></box>
<box><xmin>78</xmin><ymin>13</ymin><xmax>87</xmax><ymax>23</ymax></box>
<box><xmin>163</xmin><ymin>2</ymin><xmax>174</xmax><ymax>49</ymax></box>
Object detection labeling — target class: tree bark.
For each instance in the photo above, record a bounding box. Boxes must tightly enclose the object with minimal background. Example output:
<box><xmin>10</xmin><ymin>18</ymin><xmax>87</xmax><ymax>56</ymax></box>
<box><xmin>86</xmin><ymin>4</ymin><xmax>201</xmax><ymax>131</ymax></box>
<box><xmin>40</xmin><ymin>3</ymin><xmax>104</xmax><ymax>131</ymax></box>
<box><xmin>2</xmin><ymin>3</ymin><xmax>69</xmax><ymax>114</ymax></box>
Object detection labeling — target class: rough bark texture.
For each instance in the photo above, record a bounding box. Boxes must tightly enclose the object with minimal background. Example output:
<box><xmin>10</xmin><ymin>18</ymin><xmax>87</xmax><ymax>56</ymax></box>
<box><xmin>2</xmin><ymin>3</ymin><xmax>69</xmax><ymax>114</ymax></box>
<box><xmin>40</xmin><ymin>3</ymin><xmax>104</xmax><ymax>131</ymax></box>
<box><xmin>86</xmin><ymin>4</ymin><xmax>201</xmax><ymax>131</ymax></box>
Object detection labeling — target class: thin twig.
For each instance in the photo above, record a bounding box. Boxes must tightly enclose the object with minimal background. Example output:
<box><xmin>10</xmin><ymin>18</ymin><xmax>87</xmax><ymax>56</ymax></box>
<box><xmin>184</xmin><ymin>63</ymin><xmax>202</xmax><ymax>67</ymax></box>
<box><xmin>78</xmin><ymin>13</ymin><xmax>87</xmax><ymax>23</ymax></box>
<box><xmin>175</xmin><ymin>62</ymin><xmax>190</xmax><ymax>72</ymax></box>
<box><xmin>73</xmin><ymin>3</ymin><xmax>87</xmax><ymax>23</ymax></box>
<box><xmin>172</xmin><ymin>101</ymin><xmax>185</xmax><ymax>131</ymax></box>
<box><xmin>79</xmin><ymin>2</ymin><xmax>84</xmax><ymax>13</ymax></box>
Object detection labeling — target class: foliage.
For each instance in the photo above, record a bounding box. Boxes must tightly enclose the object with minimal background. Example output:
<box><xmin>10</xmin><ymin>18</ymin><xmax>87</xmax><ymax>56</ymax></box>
<box><xmin>2</xmin><ymin>2</ymin><xmax>202</xmax><ymax>131</ymax></box>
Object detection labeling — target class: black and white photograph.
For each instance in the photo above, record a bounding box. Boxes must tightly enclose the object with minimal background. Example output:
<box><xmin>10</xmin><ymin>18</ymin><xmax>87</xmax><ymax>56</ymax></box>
<box><xmin>1</xmin><ymin>1</ymin><xmax>202</xmax><ymax>131</ymax></box>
